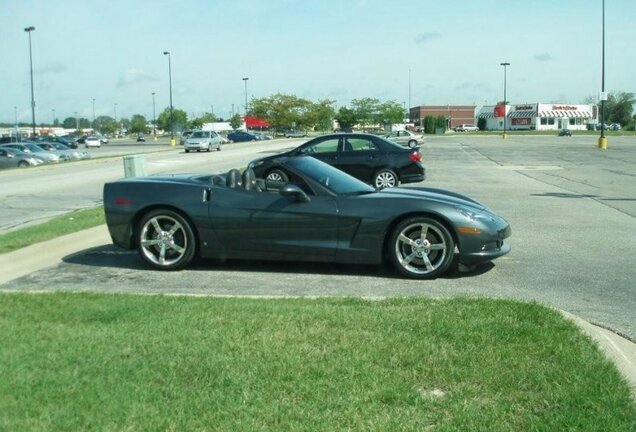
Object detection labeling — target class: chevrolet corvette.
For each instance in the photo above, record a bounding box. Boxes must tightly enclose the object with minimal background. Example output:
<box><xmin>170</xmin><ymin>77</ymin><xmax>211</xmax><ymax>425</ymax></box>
<box><xmin>103</xmin><ymin>156</ymin><xmax>511</xmax><ymax>279</ymax></box>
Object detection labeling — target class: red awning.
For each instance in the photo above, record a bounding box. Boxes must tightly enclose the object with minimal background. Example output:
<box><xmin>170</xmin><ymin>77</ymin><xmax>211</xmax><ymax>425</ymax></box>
<box><xmin>244</xmin><ymin>115</ymin><xmax>271</xmax><ymax>128</ymax></box>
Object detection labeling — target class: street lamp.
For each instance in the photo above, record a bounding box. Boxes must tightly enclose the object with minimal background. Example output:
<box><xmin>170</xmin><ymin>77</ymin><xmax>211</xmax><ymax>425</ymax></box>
<box><xmin>500</xmin><ymin>62</ymin><xmax>510</xmax><ymax>139</ymax></box>
<box><xmin>24</xmin><ymin>26</ymin><xmax>36</xmax><ymax>137</ymax></box>
<box><xmin>92</xmin><ymin>98</ymin><xmax>96</xmax><ymax>132</ymax></box>
<box><xmin>163</xmin><ymin>51</ymin><xmax>174</xmax><ymax>146</ymax></box>
<box><xmin>152</xmin><ymin>92</ymin><xmax>157</xmax><ymax>139</ymax></box>
<box><xmin>52</xmin><ymin>108</ymin><xmax>55</xmax><ymax>126</ymax></box>
<box><xmin>242</xmin><ymin>77</ymin><xmax>249</xmax><ymax>116</ymax></box>
<box><xmin>74</xmin><ymin>111</ymin><xmax>79</xmax><ymax>131</ymax></box>
<box><xmin>599</xmin><ymin>0</ymin><xmax>608</xmax><ymax>149</ymax></box>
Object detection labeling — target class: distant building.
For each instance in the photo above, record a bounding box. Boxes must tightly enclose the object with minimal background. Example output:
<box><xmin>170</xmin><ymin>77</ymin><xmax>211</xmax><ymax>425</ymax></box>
<box><xmin>477</xmin><ymin>103</ymin><xmax>597</xmax><ymax>131</ymax></box>
<box><xmin>409</xmin><ymin>105</ymin><xmax>476</xmax><ymax>129</ymax></box>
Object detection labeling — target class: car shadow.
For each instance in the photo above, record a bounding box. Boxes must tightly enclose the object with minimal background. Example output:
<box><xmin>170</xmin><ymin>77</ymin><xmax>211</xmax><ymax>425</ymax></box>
<box><xmin>63</xmin><ymin>245</ymin><xmax>495</xmax><ymax>280</ymax></box>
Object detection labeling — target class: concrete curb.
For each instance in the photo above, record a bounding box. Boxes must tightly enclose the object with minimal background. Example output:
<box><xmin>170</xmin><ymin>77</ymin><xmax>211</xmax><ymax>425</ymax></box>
<box><xmin>0</xmin><ymin>226</ymin><xmax>634</xmax><ymax>398</ymax></box>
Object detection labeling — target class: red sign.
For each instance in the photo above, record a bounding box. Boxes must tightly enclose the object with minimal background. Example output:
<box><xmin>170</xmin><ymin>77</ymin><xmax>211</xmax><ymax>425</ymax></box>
<box><xmin>552</xmin><ymin>105</ymin><xmax>577</xmax><ymax>111</ymax></box>
<box><xmin>494</xmin><ymin>105</ymin><xmax>505</xmax><ymax>117</ymax></box>
<box><xmin>512</xmin><ymin>118</ymin><xmax>531</xmax><ymax>125</ymax></box>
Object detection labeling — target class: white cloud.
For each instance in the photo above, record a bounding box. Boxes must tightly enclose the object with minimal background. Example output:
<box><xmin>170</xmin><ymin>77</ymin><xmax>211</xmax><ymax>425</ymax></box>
<box><xmin>117</xmin><ymin>69</ymin><xmax>158</xmax><ymax>87</ymax></box>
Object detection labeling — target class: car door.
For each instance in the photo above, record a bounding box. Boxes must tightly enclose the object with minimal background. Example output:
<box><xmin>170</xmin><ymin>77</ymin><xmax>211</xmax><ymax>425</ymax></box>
<box><xmin>207</xmin><ymin>186</ymin><xmax>339</xmax><ymax>260</ymax></box>
<box><xmin>336</xmin><ymin>136</ymin><xmax>382</xmax><ymax>183</ymax></box>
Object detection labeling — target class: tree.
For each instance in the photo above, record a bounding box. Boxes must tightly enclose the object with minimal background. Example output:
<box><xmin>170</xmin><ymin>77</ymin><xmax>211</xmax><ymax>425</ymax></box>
<box><xmin>305</xmin><ymin>99</ymin><xmax>336</xmax><ymax>131</ymax></box>
<box><xmin>376</xmin><ymin>101</ymin><xmax>405</xmax><ymax>128</ymax></box>
<box><xmin>351</xmin><ymin>97</ymin><xmax>380</xmax><ymax>130</ymax></box>
<box><xmin>334</xmin><ymin>107</ymin><xmax>357</xmax><ymax>130</ymax></box>
<box><xmin>605</xmin><ymin>92</ymin><xmax>634</xmax><ymax>126</ymax></box>
<box><xmin>229</xmin><ymin>114</ymin><xmax>243</xmax><ymax>130</ymax></box>
<box><xmin>189</xmin><ymin>112</ymin><xmax>216</xmax><ymax>129</ymax></box>
<box><xmin>62</xmin><ymin>117</ymin><xmax>77</xmax><ymax>129</ymax></box>
<box><xmin>251</xmin><ymin>93</ymin><xmax>312</xmax><ymax>131</ymax></box>
<box><xmin>94</xmin><ymin>115</ymin><xmax>118</xmax><ymax>135</ymax></box>
<box><xmin>129</xmin><ymin>114</ymin><xmax>147</xmax><ymax>133</ymax></box>
<box><xmin>157</xmin><ymin>107</ymin><xmax>188</xmax><ymax>132</ymax></box>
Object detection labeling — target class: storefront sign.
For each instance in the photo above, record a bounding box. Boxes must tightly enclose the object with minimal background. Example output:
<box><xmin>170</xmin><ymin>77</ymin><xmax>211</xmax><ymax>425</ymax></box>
<box><xmin>512</xmin><ymin>118</ymin><xmax>531</xmax><ymax>125</ymax></box>
<box><xmin>551</xmin><ymin>105</ymin><xmax>578</xmax><ymax>111</ymax></box>
<box><xmin>515</xmin><ymin>105</ymin><xmax>534</xmax><ymax>110</ymax></box>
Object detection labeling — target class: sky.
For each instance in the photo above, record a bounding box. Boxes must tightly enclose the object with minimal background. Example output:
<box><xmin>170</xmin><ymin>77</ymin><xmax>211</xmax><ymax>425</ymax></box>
<box><xmin>1</xmin><ymin>0</ymin><xmax>634</xmax><ymax>124</ymax></box>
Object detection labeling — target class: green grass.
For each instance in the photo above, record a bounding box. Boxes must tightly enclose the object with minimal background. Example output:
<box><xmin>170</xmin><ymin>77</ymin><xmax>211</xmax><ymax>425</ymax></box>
<box><xmin>0</xmin><ymin>206</ymin><xmax>105</xmax><ymax>254</ymax></box>
<box><xmin>0</xmin><ymin>294</ymin><xmax>634</xmax><ymax>431</ymax></box>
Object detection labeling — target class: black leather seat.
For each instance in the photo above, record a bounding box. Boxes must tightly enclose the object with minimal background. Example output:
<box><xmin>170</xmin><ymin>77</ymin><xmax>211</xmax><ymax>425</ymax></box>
<box><xmin>242</xmin><ymin>168</ymin><xmax>264</xmax><ymax>192</ymax></box>
<box><xmin>226</xmin><ymin>169</ymin><xmax>243</xmax><ymax>188</ymax></box>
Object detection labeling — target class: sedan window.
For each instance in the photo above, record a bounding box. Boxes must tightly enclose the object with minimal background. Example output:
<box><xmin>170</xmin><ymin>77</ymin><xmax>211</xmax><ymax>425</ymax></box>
<box><xmin>344</xmin><ymin>137</ymin><xmax>377</xmax><ymax>151</ymax></box>
<box><xmin>299</xmin><ymin>138</ymin><xmax>339</xmax><ymax>154</ymax></box>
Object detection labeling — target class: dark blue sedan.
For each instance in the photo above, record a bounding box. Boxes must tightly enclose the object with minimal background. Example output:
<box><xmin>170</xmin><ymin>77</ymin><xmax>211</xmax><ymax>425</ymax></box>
<box><xmin>227</xmin><ymin>131</ymin><xmax>261</xmax><ymax>142</ymax></box>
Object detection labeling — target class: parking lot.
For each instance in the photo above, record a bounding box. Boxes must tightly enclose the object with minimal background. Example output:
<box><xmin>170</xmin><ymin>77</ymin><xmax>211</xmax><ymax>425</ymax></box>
<box><xmin>3</xmin><ymin>134</ymin><xmax>636</xmax><ymax>340</ymax></box>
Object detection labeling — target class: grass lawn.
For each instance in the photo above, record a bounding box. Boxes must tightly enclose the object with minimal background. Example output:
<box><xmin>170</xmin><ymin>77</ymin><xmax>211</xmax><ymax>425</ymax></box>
<box><xmin>0</xmin><ymin>294</ymin><xmax>634</xmax><ymax>431</ymax></box>
<box><xmin>0</xmin><ymin>206</ymin><xmax>105</xmax><ymax>254</ymax></box>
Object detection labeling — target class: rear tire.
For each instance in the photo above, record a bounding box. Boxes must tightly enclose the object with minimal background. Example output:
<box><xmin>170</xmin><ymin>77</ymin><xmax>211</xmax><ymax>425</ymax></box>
<box><xmin>389</xmin><ymin>217</ymin><xmax>455</xmax><ymax>279</ymax></box>
<box><xmin>18</xmin><ymin>160</ymin><xmax>30</xmax><ymax>168</ymax></box>
<box><xmin>373</xmin><ymin>169</ymin><xmax>398</xmax><ymax>189</ymax></box>
<box><xmin>137</xmin><ymin>209</ymin><xmax>196</xmax><ymax>270</ymax></box>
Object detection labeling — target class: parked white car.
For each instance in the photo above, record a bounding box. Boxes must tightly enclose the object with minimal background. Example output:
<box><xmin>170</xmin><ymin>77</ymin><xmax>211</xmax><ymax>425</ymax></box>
<box><xmin>385</xmin><ymin>130</ymin><xmax>424</xmax><ymax>148</ymax></box>
<box><xmin>454</xmin><ymin>124</ymin><xmax>479</xmax><ymax>132</ymax></box>
<box><xmin>84</xmin><ymin>136</ymin><xmax>102</xmax><ymax>148</ymax></box>
<box><xmin>184</xmin><ymin>130</ymin><xmax>222</xmax><ymax>152</ymax></box>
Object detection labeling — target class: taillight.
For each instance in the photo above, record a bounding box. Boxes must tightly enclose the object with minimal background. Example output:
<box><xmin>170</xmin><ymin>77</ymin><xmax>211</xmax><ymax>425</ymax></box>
<box><xmin>115</xmin><ymin>197</ymin><xmax>132</xmax><ymax>205</ymax></box>
<box><xmin>409</xmin><ymin>151</ymin><xmax>422</xmax><ymax>163</ymax></box>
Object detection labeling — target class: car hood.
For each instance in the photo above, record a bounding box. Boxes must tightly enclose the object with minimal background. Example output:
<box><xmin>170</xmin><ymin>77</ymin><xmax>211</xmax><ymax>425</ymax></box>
<box><xmin>376</xmin><ymin>186</ymin><xmax>487</xmax><ymax>211</ymax></box>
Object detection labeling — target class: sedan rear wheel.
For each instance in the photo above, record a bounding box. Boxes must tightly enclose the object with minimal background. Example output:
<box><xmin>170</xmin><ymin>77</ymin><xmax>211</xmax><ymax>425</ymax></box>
<box><xmin>408</xmin><ymin>139</ymin><xmax>417</xmax><ymax>148</ymax></box>
<box><xmin>137</xmin><ymin>209</ymin><xmax>196</xmax><ymax>270</ymax></box>
<box><xmin>18</xmin><ymin>160</ymin><xmax>30</xmax><ymax>168</ymax></box>
<box><xmin>373</xmin><ymin>169</ymin><xmax>398</xmax><ymax>189</ymax></box>
<box><xmin>389</xmin><ymin>217</ymin><xmax>455</xmax><ymax>279</ymax></box>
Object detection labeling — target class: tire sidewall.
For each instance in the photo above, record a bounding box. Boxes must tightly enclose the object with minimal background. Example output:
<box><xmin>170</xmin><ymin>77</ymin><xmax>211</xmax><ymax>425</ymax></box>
<box><xmin>137</xmin><ymin>209</ymin><xmax>196</xmax><ymax>270</ymax></box>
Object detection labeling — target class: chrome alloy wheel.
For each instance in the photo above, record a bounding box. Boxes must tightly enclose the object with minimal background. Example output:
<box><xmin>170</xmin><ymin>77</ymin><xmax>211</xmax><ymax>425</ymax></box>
<box><xmin>374</xmin><ymin>170</ymin><xmax>397</xmax><ymax>189</ymax></box>
<box><xmin>140</xmin><ymin>214</ymin><xmax>188</xmax><ymax>267</ymax></box>
<box><xmin>394</xmin><ymin>222</ymin><xmax>449</xmax><ymax>276</ymax></box>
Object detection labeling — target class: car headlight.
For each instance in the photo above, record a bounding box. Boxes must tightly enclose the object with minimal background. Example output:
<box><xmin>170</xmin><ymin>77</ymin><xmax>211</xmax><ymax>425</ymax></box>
<box><xmin>456</xmin><ymin>207</ymin><xmax>492</xmax><ymax>222</ymax></box>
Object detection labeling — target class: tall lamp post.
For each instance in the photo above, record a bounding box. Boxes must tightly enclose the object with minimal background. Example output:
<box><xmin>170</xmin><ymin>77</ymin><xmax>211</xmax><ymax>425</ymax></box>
<box><xmin>242</xmin><ymin>77</ymin><xmax>249</xmax><ymax>116</ymax></box>
<box><xmin>598</xmin><ymin>0</ymin><xmax>608</xmax><ymax>149</ymax></box>
<box><xmin>74</xmin><ymin>111</ymin><xmax>79</xmax><ymax>132</ymax></box>
<box><xmin>92</xmin><ymin>98</ymin><xmax>96</xmax><ymax>132</ymax></box>
<box><xmin>500</xmin><ymin>62</ymin><xmax>510</xmax><ymax>139</ymax></box>
<box><xmin>152</xmin><ymin>92</ymin><xmax>157</xmax><ymax>140</ymax></box>
<box><xmin>24</xmin><ymin>26</ymin><xmax>36</xmax><ymax>137</ymax></box>
<box><xmin>163</xmin><ymin>51</ymin><xmax>175</xmax><ymax>146</ymax></box>
<box><xmin>52</xmin><ymin>109</ymin><xmax>55</xmax><ymax>126</ymax></box>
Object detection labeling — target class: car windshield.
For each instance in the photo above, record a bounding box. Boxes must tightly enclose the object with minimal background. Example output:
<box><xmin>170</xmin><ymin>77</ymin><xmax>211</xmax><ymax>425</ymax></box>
<box><xmin>285</xmin><ymin>156</ymin><xmax>375</xmax><ymax>195</ymax></box>
<box><xmin>190</xmin><ymin>131</ymin><xmax>209</xmax><ymax>138</ymax></box>
<box><xmin>25</xmin><ymin>143</ymin><xmax>44</xmax><ymax>152</ymax></box>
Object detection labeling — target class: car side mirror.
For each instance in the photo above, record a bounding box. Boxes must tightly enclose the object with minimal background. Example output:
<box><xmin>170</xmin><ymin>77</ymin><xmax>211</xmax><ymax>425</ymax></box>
<box><xmin>279</xmin><ymin>183</ymin><xmax>310</xmax><ymax>203</ymax></box>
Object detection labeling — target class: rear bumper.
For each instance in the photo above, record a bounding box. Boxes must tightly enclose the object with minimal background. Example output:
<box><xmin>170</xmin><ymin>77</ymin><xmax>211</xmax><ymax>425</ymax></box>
<box><xmin>400</xmin><ymin>168</ymin><xmax>426</xmax><ymax>184</ymax></box>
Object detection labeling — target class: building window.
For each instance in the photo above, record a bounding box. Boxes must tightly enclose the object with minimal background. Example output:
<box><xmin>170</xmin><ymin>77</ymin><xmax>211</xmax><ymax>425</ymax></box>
<box><xmin>541</xmin><ymin>118</ymin><xmax>547</xmax><ymax>125</ymax></box>
<box><xmin>548</xmin><ymin>118</ymin><xmax>555</xmax><ymax>125</ymax></box>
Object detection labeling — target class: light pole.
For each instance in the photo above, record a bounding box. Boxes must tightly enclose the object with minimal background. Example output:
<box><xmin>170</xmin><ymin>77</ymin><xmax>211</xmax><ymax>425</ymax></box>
<box><xmin>152</xmin><ymin>92</ymin><xmax>157</xmax><ymax>139</ymax></box>
<box><xmin>242</xmin><ymin>77</ymin><xmax>249</xmax><ymax>116</ymax></box>
<box><xmin>500</xmin><ymin>62</ymin><xmax>510</xmax><ymax>139</ymax></box>
<box><xmin>163</xmin><ymin>51</ymin><xmax>174</xmax><ymax>146</ymax></box>
<box><xmin>52</xmin><ymin>109</ymin><xmax>55</xmax><ymax>126</ymax></box>
<box><xmin>14</xmin><ymin>106</ymin><xmax>18</xmax><ymax>126</ymax></box>
<box><xmin>92</xmin><ymin>98</ymin><xmax>96</xmax><ymax>132</ymax></box>
<box><xmin>598</xmin><ymin>0</ymin><xmax>608</xmax><ymax>149</ymax></box>
<box><xmin>24</xmin><ymin>26</ymin><xmax>36</xmax><ymax>137</ymax></box>
<box><xmin>74</xmin><ymin>111</ymin><xmax>79</xmax><ymax>132</ymax></box>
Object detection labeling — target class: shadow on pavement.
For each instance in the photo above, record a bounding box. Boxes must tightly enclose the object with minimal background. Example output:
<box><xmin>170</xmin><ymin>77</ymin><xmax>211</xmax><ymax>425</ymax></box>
<box><xmin>62</xmin><ymin>245</ymin><xmax>495</xmax><ymax>280</ymax></box>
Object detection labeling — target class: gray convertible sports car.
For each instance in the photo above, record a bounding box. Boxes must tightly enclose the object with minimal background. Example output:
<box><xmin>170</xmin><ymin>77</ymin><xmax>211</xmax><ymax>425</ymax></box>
<box><xmin>103</xmin><ymin>156</ymin><xmax>511</xmax><ymax>279</ymax></box>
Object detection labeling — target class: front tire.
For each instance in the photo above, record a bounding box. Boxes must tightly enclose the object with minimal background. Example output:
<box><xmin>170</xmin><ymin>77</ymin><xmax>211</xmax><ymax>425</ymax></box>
<box><xmin>137</xmin><ymin>209</ymin><xmax>196</xmax><ymax>270</ymax></box>
<box><xmin>389</xmin><ymin>217</ymin><xmax>455</xmax><ymax>279</ymax></box>
<box><xmin>408</xmin><ymin>139</ymin><xmax>417</xmax><ymax>148</ymax></box>
<box><xmin>373</xmin><ymin>169</ymin><xmax>398</xmax><ymax>189</ymax></box>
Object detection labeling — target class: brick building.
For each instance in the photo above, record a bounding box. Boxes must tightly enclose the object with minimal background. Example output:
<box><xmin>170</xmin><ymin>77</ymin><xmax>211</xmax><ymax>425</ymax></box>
<box><xmin>409</xmin><ymin>105</ymin><xmax>476</xmax><ymax>129</ymax></box>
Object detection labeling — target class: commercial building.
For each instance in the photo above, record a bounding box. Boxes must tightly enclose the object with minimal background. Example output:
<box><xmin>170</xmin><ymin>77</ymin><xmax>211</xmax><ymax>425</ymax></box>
<box><xmin>409</xmin><ymin>105</ymin><xmax>476</xmax><ymax>130</ymax></box>
<box><xmin>477</xmin><ymin>103</ymin><xmax>597</xmax><ymax>131</ymax></box>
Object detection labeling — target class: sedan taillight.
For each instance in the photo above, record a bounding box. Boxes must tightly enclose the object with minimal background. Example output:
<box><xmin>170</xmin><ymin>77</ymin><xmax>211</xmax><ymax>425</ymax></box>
<box><xmin>409</xmin><ymin>151</ymin><xmax>422</xmax><ymax>163</ymax></box>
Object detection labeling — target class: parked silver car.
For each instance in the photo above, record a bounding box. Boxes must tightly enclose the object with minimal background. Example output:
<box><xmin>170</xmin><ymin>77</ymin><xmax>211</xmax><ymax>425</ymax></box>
<box><xmin>385</xmin><ymin>130</ymin><xmax>424</xmax><ymax>148</ymax></box>
<box><xmin>184</xmin><ymin>130</ymin><xmax>222</xmax><ymax>152</ymax></box>
<box><xmin>454</xmin><ymin>124</ymin><xmax>479</xmax><ymax>132</ymax></box>
<box><xmin>37</xmin><ymin>141</ymin><xmax>91</xmax><ymax>161</ymax></box>
<box><xmin>0</xmin><ymin>142</ymin><xmax>60</xmax><ymax>164</ymax></box>
<box><xmin>0</xmin><ymin>147</ymin><xmax>44</xmax><ymax>168</ymax></box>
